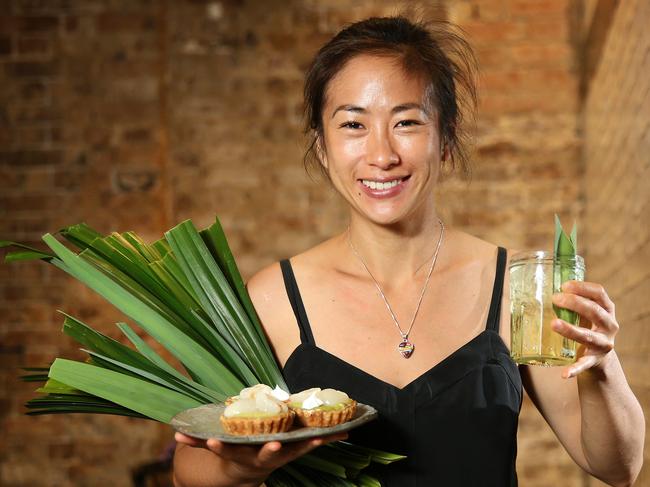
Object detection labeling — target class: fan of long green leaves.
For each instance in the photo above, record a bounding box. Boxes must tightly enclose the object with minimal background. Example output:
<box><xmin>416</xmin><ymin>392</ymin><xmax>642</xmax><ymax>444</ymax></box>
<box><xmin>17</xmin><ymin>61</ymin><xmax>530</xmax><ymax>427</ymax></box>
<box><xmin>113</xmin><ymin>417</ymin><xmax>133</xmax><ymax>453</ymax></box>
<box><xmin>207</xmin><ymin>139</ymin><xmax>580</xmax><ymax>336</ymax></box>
<box><xmin>2</xmin><ymin>218</ymin><xmax>404</xmax><ymax>486</ymax></box>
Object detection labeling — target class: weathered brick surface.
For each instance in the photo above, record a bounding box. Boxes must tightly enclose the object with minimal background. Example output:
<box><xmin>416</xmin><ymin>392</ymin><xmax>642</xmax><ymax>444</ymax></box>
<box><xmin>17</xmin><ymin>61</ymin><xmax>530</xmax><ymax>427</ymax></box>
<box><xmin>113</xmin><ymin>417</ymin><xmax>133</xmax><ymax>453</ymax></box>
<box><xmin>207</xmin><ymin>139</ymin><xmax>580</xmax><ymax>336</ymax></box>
<box><xmin>582</xmin><ymin>1</ymin><xmax>650</xmax><ymax>485</ymax></box>
<box><xmin>0</xmin><ymin>0</ymin><xmax>646</xmax><ymax>486</ymax></box>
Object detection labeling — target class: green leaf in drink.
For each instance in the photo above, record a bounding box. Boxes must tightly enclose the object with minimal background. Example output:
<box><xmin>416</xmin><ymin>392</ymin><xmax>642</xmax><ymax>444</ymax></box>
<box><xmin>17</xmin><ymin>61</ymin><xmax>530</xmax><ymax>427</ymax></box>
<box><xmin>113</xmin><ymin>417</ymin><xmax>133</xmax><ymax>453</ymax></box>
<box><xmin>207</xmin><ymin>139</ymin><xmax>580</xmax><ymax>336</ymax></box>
<box><xmin>553</xmin><ymin>214</ymin><xmax>579</xmax><ymax>324</ymax></box>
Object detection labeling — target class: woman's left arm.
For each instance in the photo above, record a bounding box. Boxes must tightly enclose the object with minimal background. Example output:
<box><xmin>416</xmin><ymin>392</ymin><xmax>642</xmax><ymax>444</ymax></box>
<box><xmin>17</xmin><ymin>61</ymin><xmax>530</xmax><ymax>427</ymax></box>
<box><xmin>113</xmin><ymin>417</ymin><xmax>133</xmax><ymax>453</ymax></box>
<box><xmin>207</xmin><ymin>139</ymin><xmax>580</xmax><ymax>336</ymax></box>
<box><xmin>520</xmin><ymin>280</ymin><xmax>645</xmax><ymax>487</ymax></box>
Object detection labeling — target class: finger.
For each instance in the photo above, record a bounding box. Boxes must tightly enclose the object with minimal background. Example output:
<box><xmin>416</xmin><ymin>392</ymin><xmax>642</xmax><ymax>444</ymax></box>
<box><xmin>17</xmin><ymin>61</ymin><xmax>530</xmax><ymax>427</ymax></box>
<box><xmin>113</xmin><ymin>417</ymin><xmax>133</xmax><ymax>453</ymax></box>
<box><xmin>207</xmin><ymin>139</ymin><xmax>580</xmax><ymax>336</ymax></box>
<box><xmin>175</xmin><ymin>432</ymin><xmax>207</xmax><ymax>448</ymax></box>
<box><xmin>562</xmin><ymin>355</ymin><xmax>599</xmax><ymax>379</ymax></box>
<box><xmin>552</xmin><ymin>292</ymin><xmax>617</xmax><ymax>332</ymax></box>
<box><xmin>551</xmin><ymin>319</ymin><xmax>614</xmax><ymax>352</ymax></box>
<box><xmin>256</xmin><ymin>441</ymin><xmax>283</xmax><ymax>464</ymax></box>
<box><xmin>560</xmin><ymin>281</ymin><xmax>615</xmax><ymax>314</ymax></box>
<box><xmin>270</xmin><ymin>438</ymin><xmax>327</xmax><ymax>462</ymax></box>
<box><xmin>205</xmin><ymin>439</ymin><xmax>261</xmax><ymax>462</ymax></box>
<box><xmin>260</xmin><ymin>433</ymin><xmax>349</xmax><ymax>465</ymax></box>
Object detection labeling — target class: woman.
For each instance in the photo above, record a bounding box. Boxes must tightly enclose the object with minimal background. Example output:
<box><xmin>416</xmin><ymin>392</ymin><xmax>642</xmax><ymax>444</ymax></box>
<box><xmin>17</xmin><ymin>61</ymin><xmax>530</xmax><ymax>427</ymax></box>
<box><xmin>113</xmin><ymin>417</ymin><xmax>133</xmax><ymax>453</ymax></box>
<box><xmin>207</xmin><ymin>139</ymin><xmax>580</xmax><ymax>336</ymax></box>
<box><xmin>173</xmin><ymin>16</ymin><xmax>644</xmax><ymax>486</ymax></box>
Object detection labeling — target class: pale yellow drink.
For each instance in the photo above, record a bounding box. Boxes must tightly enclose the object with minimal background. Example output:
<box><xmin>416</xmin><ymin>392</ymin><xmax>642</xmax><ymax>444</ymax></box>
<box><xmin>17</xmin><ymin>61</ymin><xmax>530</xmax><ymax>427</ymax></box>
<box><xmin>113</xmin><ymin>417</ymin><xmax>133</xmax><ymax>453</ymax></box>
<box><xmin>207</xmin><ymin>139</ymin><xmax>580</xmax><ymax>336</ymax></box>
<box><xmin>509</xmin><ymin>251</ymin><xmax>585</xmax><ymax>366</ymax></box>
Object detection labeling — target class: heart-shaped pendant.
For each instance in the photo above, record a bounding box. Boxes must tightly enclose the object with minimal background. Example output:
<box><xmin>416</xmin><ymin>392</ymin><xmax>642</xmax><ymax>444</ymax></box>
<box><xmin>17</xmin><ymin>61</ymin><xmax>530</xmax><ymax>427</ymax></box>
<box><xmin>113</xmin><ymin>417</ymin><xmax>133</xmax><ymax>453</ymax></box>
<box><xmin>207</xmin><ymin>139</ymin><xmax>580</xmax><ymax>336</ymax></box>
<box><xmin>398</xmin><ymin>339</ymin><xmax>414</xmax><ymax>359</ymax></box>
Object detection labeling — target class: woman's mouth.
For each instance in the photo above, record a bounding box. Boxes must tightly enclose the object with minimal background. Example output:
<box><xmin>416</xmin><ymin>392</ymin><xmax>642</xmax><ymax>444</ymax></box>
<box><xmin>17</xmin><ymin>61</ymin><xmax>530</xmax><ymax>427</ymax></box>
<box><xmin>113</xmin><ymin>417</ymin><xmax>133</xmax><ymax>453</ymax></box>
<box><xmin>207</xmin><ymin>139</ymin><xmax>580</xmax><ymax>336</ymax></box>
<box><xmin>357</xmin><ymin>176</ymin><xmax>410</xmax><ymax>199</ymax></box>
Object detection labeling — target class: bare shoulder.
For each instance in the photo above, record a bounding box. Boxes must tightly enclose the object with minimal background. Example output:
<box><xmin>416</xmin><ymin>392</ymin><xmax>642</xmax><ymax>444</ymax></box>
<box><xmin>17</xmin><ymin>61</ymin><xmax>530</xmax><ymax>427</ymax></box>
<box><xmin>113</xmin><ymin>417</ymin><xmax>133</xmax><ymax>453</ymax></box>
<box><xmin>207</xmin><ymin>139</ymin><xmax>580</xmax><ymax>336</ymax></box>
<box><xmin>448</xmin><ymin>229</ymin><xmax>520</xmax><ymax>348</ymax></box>
<box><xmin>444</xmin><ymin>228</ymin><xmax>503</xmax><ymax>267</ymax></box>
<box><xmin>246</xmin><ymin>261</ymin><xmax>301</xmax><ymax>366</ymax></box>
<box><xmin>246</xmin><ymin>261</ymin><xmax>286</xmax><ymax>313</ymax></box>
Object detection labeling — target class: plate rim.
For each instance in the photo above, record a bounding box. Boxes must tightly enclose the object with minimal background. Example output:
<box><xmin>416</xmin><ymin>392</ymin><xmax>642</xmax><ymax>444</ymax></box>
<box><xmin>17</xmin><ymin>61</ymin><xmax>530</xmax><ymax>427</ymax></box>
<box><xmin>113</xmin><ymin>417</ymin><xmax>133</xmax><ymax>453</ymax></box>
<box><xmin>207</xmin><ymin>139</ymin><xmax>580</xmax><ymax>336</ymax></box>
<box><xmin>171</xmin><ymin>401</ymin><xmax>378</xmax><ymax>444</ymax></box>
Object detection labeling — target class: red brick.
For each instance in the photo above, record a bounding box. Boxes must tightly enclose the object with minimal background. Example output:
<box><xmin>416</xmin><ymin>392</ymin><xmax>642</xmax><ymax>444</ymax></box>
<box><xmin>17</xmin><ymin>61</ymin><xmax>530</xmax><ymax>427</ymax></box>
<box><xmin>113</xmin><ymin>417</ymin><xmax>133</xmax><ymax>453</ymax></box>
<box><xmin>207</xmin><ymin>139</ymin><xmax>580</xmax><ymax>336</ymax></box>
<box><xmin>0</xmin><ymin>16</ymin><xmax>17</xmax><ymax>33</ymax></box>
<box><xmin>508</xmin><ymin>43</ymin><xmax>573</xmax><ymax>68</ymax></box>
<box><xmin>509</xmin><ymin>0</ymin><xmax>568</xmax><ymax>17</ymax></box>
<box><xmin>0</xmin><ymin>303</ymin><xmax>52</xmax><ymax>325</ymax></box>
<box><xmin>0</xmin><ymin>36</ymin><xmax>11</xmax><ymax>55</ymax></box>
<box><xmin>0</xmin><ymin>164</ymin><xmax>52</xmax><ymax>189</ymax></box>
<box><xmin>481</xmin><ymin>69</ymin><xmax>575</xmax><ymax>93</ymax></box>
<box><xmin>1</xmin><ymin>215</ymin><xmax>50</xmax><ymax>235</ymax></box>
<box><xmin>122</xmin><ymin>127</ymin><xmax>153</xmax><ymax>143</ymax></box>
<box><xmin>17</xmin><ymin>37</ymin><xmax>52</xmax><ymax>56</ymax></box>
<box><xmin>15</xmin><ymin>126</ymin><xmax>55</xmax><ymax>145</ymax></box>
<box><xmin>0</xmin><ymin>194</ymin><xmax>62</xmax><ymax>213</ymax></box>
<box><xmin>18</xmin><ymin>16</ymin><xmax>59</xmax><ymax>32</ymax></box>
<box><xmin>5</xmin><ymin>61</ymin><xmax>59</xmax><ymax>77</ymax></box>
<box><xmin>14</xmin><ymin>105</ymin><xmax>62</xmax><ymax>123</ymax></box>
<box><xmin>64</xmin><ymin>16</ymin><xmax>78</xmax><ymax>32</ymax></box>
<box><xmin>19</xmin><ymin>80</ymin><xmax>49</xmax><ymax>99</ymax></box>
<box><xmin>0</xmin><ymin>150</ymin><xmax>63</xmax><ymax>166</ymax></box>
<box><xmin>523</xmin><ymin>20</ymin><xmax>570</xmax><ymax>42</ymax></box>
<box><xmin>95</xmin><ymin>13</ymin><xmax>156</xmax><ymax>33</ymax></box>
<box><xmin>461</xmin><ymin>20</ymin><xmax>526</xmax><ymax>43</ymax></box>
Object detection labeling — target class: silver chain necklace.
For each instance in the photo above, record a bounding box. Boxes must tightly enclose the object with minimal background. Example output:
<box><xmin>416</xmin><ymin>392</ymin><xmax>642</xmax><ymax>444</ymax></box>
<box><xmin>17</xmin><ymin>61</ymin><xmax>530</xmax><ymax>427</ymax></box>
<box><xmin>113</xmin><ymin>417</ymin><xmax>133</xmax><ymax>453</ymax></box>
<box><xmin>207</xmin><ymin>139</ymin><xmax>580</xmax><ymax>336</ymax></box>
<box><xmin>347</xmin><ymin>219</ymin><xmax>445</xmax><ymax>359</ymax></box>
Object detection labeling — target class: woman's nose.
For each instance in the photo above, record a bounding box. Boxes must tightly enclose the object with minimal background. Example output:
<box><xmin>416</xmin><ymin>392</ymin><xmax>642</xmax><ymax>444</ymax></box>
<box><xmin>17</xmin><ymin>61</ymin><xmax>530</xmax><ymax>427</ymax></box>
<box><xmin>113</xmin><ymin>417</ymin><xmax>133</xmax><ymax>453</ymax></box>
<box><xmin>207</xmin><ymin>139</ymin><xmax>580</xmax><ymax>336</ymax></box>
<box><xmin>366</xmin><ymin>128</ymin><xmax>399</xmax><ymax>169</ymax></box>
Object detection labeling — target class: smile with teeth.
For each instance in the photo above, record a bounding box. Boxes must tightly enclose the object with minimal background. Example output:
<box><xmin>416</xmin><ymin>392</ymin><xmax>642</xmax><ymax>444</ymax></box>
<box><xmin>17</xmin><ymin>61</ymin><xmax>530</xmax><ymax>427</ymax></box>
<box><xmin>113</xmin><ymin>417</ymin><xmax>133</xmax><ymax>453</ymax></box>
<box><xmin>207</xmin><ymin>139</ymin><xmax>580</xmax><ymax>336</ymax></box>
<box><xmin>360</xmin><ymin>177</ymin><xmax>407</xmax><ymax>190</ymax></box>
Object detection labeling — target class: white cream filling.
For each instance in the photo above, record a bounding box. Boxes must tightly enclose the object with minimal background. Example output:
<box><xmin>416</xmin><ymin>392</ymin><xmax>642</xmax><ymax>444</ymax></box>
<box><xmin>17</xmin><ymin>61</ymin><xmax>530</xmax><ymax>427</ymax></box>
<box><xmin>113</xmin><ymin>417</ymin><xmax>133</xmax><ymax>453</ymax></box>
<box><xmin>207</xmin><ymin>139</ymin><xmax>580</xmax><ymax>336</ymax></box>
<box><xmin>301</xmin><ymin>391</ymin><xmax>324</xmax><ymax>410</ymax></box>
<box><xmin>271</xmin><ymin>385</ymin><xmax>290</xmax><ymax>401</ymax></box>
<box><xmin>238</xmin><ymin>384</ymin><xmax>273</xmax><ymax>400</ymax></box>
<box><xmin>289</xmin><ymin>387</ymin><xmax>320</xmax><ymax>404</ymax></box>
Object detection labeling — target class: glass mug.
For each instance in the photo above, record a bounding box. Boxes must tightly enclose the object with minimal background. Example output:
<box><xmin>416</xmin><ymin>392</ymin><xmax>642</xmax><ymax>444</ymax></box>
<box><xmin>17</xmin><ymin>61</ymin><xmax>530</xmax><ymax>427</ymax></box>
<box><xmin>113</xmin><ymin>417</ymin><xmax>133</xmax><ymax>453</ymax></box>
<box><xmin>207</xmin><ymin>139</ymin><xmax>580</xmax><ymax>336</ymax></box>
<box><xmin>509</xmin><ymin>251</ymin><xmax>585</xmax><ymax>366</ymax></box>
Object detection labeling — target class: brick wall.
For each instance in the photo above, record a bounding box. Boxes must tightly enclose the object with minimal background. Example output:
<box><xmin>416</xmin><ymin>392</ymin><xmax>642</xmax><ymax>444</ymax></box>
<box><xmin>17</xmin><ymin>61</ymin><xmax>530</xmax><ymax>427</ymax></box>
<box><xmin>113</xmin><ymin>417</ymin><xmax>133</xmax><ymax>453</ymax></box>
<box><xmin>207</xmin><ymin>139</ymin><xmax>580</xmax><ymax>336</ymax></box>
<box><xmin>0</xmin><ymin>0</ymin><xmax>644</xmax><ymax>486</ymax></box>
<box><xmin>448</xmin><ymin>2</ymin><xmax>586</xmax><ymax>485</ymax></box>
<box><xmin>0</xmin><ymin>1</ymin><xmax>173</xmax><ymax>486</ymax></box>
<box><xmin>582</xmin><ymin>1</ymin><xmax>650</xmax><ymax>485</ymax></box>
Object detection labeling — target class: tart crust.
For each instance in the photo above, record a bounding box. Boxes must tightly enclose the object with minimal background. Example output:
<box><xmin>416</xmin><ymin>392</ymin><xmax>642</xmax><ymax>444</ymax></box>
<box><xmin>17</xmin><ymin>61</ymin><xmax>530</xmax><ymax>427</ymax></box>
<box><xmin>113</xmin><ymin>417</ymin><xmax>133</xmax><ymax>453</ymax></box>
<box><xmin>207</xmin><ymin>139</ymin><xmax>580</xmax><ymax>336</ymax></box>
<box><xmin>220</xmin><ymin>410</ymin><xmax>295</xmax><ymax>435</ymax></box>
<box><xmin>292</xmin><ymin>400</ymin><xmax>357</xmax><ymax>428</ymax></box>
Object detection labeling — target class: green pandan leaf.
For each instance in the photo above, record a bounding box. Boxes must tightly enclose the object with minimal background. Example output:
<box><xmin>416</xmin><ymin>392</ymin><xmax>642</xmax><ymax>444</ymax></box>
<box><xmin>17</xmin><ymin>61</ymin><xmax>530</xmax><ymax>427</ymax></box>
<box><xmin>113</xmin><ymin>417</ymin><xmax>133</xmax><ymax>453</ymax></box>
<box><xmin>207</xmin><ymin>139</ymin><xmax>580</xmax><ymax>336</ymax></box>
<box><xmin>48</xmin><ymin>358</ymin><xmax>201</xmax><ymax>423</ymax></box>
<box><xmin>554</xmin><ymin>214</ymin><xmax>577</xmax><ymax>256</ymax></box>
<box><xmin>5</xmin><ymin>218</ymin><xmax>406</xmax><ymax>485</ymax></box>
<box><xmin>553</xmin><ymin>214</ymin><xmax>579</xmax><ymax>323</ymax></box>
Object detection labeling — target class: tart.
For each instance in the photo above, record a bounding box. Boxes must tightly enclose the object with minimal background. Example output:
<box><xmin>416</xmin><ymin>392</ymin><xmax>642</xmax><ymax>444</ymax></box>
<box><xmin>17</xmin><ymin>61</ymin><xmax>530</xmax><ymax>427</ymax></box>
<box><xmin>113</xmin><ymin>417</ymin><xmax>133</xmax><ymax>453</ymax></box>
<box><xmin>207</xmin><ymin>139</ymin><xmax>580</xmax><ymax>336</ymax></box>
<box><xmin>288</xmin><ymin>388</ymin><xmax>357</xmax><ymax>427</ymax></box>
<box><xmin>220</xmin><ymin>385</ymin><xmax>294</xmax><ymax>435</ymax></box>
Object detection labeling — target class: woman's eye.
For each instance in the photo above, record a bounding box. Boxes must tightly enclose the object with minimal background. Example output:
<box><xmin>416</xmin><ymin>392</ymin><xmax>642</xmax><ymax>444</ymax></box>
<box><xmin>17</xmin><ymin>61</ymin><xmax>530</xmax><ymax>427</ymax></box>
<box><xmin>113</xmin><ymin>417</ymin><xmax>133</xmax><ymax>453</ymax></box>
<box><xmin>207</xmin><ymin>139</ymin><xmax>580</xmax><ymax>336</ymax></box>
<box><xmin>340</xmin><ymin>121</ymin><xmax>363</xmax><ymax>129</ymax></box>
<box><xmin>396</xmin><ymin>120</ymin><xmax>421</xmax><ymax>127</ymax></box>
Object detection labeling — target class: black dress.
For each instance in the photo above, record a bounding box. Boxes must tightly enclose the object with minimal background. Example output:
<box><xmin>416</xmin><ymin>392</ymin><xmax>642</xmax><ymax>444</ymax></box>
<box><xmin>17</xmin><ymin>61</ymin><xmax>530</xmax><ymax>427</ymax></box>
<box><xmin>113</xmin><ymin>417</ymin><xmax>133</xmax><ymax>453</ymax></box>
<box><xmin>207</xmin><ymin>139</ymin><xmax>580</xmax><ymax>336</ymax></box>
<box><xmin>280</xmin><ymin>247</ymin><xmax>522</xmax><ymax>486</ymax></box>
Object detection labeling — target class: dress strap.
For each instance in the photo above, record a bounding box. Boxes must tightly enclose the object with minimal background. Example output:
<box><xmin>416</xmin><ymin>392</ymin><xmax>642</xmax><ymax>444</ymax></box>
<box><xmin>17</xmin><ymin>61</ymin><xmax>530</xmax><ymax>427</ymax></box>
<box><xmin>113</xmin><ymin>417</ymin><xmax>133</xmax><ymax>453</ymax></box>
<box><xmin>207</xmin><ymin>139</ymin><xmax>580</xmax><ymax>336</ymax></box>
<box><xmin>280</xmin><ymin>259</ymin><xmax>316</xmax><ymax>346</ymax></box>
<box><xmin>485</xmin><ymin>246</ymin><xmax>507</xmax><ymax>333</ymax></box>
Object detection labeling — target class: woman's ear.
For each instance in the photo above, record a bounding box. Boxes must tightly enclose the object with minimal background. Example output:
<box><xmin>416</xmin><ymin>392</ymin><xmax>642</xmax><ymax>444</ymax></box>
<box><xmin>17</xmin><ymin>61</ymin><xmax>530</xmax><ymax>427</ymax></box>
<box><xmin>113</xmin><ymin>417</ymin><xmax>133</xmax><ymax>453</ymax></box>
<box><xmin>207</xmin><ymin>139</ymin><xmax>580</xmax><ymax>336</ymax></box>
<box><xmin>437</xmin><ymin>138</ymin><xmax>452</xmax><ymax>183</ymax></box>
<box><xmin>315</xmin><ymin>134</ymin><xmax>328</xmax><ymax>170</ymax></box>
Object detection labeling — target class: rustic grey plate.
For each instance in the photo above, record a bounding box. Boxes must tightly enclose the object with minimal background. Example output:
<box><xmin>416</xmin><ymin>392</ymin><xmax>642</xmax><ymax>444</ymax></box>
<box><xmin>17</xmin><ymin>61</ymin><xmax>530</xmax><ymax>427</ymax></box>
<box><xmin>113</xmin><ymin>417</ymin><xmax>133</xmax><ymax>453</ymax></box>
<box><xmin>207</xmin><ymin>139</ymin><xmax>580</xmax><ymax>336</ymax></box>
<box><xmin>171</xmin><ymin>402</ymin><xmax>378</xmax><ymax>444</ymax></box>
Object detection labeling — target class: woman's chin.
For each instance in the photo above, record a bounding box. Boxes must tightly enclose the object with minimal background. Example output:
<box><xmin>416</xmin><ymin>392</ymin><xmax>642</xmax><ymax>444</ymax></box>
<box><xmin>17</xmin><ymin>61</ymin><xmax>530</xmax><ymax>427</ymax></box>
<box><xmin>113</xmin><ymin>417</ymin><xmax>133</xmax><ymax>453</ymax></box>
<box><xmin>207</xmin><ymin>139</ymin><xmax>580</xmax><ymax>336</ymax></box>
<box><xmin>356</xmin><ymin>208</ymin><xmax>409</xmax><ymax>227</ymax></box>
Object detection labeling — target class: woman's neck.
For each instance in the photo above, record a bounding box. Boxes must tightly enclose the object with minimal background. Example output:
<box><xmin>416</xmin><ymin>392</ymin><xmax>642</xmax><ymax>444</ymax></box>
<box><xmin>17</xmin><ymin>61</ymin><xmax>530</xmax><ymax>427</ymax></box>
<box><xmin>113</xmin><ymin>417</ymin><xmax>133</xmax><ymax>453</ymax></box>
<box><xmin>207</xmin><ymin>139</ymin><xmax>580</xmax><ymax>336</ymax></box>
<box><xmin>345</xmin><ymin>210</ymin><xmax>446</xmax><ymax>285</ymax></box>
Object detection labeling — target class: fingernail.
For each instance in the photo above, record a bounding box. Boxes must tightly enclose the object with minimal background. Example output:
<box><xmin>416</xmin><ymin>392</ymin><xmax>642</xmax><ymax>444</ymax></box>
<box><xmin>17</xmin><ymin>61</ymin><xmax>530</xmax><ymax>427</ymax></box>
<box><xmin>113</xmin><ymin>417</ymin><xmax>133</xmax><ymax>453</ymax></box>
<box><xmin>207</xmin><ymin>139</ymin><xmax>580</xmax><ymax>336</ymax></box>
<box><xmin>551</xmin><ymin>320</ymin><xmax>562</xmax><ymax>330</ymax></box>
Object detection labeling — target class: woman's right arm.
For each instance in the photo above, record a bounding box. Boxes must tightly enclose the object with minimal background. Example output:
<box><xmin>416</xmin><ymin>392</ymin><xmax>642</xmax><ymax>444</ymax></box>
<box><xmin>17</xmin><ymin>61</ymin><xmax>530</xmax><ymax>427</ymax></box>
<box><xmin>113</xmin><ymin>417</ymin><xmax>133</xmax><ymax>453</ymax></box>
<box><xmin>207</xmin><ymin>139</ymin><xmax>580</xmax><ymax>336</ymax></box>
<box><xmin>172</xmin><ymin>432</ymin><xmax>348</xmax><ymax>487</ymax></box>
<box><xmin>173</xmin><ymin>262</ymin><xmax>346</xmax><ymax>486</ymax></box>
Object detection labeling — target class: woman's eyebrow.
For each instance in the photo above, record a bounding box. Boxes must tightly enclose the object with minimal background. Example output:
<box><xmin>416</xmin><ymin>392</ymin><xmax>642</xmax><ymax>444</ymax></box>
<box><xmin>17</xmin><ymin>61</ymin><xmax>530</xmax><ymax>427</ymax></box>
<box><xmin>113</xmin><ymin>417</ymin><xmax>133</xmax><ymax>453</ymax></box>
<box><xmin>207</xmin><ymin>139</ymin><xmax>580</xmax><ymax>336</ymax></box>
<box><xmin>391</xmin><ymin>102</ymin><xmax>424</xmax><ymax>114</ymax></box>
<box><xmin>331</xmin><ymin>104</ymin><xmax>365</xmax><ymax>118</ymax></box>
<box><xmin>331</xmin><ymin>102</ymin><xmax>425</xmax><ymax>118</ymax></box>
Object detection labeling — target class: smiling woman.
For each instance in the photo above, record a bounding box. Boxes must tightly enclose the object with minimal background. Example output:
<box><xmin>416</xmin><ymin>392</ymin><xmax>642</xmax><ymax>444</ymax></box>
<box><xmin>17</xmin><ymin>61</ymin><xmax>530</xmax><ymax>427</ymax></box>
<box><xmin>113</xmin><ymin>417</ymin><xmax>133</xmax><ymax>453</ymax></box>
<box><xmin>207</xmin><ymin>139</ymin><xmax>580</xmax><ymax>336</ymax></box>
<box><xmin>319</xmin><ymin>55</ymin><xmax>442</xmax><ymax>226</ymax></box>
<box><xmin>173</xmin><ymin>15</ymin><xmax>645</xmax><ymax>487</ymax></box>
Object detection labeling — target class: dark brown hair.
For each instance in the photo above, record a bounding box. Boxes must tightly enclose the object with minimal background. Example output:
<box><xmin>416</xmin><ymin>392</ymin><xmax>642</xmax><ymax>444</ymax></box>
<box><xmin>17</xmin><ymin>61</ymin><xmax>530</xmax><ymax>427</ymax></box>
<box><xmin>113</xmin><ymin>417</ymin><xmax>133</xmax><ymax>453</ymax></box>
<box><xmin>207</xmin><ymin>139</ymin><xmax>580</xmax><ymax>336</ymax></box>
<box><xmin>303</xmin><ymin>16</ymin><xmax>478</xmax><ymax>180</ymax></box>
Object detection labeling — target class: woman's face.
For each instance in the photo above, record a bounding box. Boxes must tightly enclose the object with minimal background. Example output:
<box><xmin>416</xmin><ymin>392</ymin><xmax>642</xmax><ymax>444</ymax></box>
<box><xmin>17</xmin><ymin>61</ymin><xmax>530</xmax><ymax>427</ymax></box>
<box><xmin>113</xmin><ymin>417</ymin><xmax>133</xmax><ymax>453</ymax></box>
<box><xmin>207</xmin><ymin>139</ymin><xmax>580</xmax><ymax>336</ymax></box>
<box><xmin>319</xmin><ymin>54</ymin><xmax>442</xmax><ymax>226</ymax></box>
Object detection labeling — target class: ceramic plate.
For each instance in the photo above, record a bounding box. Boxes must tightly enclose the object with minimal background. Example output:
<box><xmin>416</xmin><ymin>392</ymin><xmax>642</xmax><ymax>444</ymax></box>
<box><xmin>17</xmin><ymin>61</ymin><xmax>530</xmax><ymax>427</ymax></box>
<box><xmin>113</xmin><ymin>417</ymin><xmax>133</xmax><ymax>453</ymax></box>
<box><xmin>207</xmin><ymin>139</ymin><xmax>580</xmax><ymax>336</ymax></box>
<box><xmin>171</xmin><ymin>402</ymin><xmax>378</xmax><ymax>444</ymax></box>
